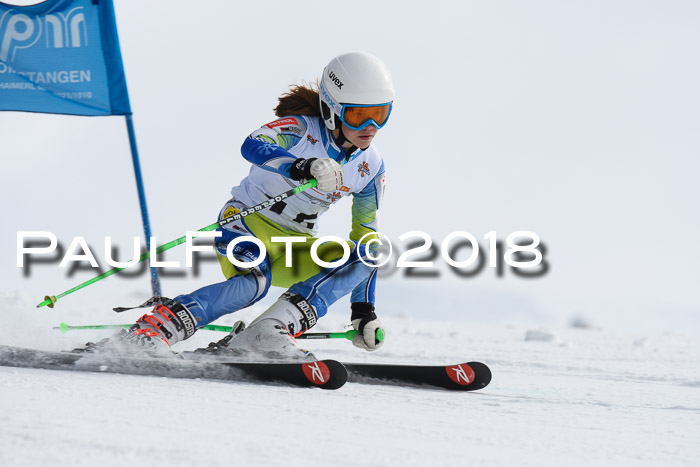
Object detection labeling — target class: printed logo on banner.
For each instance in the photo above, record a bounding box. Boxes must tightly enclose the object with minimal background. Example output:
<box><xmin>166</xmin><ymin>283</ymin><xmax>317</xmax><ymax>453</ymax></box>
<box><xmin>0</xmin><ymin>7</ymin><xmax>87</xmax><ymax>63</ymax></box>
<box><xmin>0</xmin><ymin>0</ymin><xmax>131</xmax><ymax>116</ymax></box>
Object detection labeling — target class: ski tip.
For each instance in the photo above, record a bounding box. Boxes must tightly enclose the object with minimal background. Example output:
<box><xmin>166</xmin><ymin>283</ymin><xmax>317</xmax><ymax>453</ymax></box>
<box><xmin>464</xmin><ymin>361</ymin><xmax>492</xmax><ymax>390</ymax></box>
<box><xmin>443</xmin><ymin>362</ymin><xmax>492</xmax><ymax>390</ymax></box>
<box><xmin>302</xmin><ymin>360</ymin><xmax>347</xmax><ymax>390</ymax></box>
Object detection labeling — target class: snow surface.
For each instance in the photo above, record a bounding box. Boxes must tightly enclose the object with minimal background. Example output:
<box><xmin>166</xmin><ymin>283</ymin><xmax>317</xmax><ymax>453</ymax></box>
<box><xmin>1</xmin><ymin>292</ymin><xmax>699</xmax><ymax>467</ymax></box>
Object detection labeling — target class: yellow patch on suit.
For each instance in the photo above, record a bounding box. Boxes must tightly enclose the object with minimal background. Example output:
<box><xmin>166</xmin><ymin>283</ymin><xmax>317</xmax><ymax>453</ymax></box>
<box><xmin>217</xmin><ymin>211</ymin><xmax>354</xmax><ymax>288</ymax></box>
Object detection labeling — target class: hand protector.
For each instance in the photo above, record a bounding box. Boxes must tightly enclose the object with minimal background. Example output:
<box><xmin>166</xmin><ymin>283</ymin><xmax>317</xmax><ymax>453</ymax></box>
<box><xmin>289</xmin><ymin>157</ymin><xmax>344</xmax><ymax>192</ymax></box>
<box><xmin>350</xmin><ymin>302</ymin><xmax>384</xmax><ymax>351</ymax></box>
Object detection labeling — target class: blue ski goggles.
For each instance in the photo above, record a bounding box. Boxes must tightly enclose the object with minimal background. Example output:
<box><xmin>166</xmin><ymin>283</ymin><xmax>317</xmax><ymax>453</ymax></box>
<box><xmin>339</xmin><ymin>102</ymin><xmax>393</xmax><ymax>131</ymax></box>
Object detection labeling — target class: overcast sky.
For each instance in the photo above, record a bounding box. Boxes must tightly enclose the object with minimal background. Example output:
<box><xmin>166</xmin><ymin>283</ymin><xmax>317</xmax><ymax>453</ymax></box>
<box><xmin>2</xmin><ymin>0</ymin><xmax>698</xmax><ymax>332</ymax></box>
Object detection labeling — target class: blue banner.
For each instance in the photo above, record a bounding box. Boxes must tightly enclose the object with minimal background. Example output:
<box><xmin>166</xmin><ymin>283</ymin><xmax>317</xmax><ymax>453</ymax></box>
<box><xmin>0</xmin><ymin>0</ymin><xmax>130</xmax><ymax>116</ymax></box>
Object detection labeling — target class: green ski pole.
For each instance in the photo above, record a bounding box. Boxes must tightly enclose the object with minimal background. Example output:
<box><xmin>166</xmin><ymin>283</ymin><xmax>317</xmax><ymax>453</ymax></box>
<box><xmin>54</xmin><ymin>322</ymin><xmax>384</xmax><ymax>342</ymax></box>
<box><xmin>54</xmin><ymin>322</ymin><xmax>234</xmax><ymax>334</ymax></box>
<box><xmin>296</xmin><ymin>329</ymin><xmax>385</xmax><ymax>342</ymax></box>
<box><xmin>37</xmin><ymin>180</ymin><xmax>318</xmax><ymax>309</ymax></box>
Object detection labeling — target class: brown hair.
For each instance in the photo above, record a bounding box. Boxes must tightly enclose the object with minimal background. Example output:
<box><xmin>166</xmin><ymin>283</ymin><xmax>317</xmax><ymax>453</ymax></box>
<box><xmin>274</xmin><ymin>81</ymin><xmax>321</xmax><ymax>118</ymax></box>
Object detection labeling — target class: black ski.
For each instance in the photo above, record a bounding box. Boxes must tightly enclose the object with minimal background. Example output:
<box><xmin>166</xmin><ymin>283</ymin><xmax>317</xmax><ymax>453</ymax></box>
<box><xmin>343</xmin><ymin>361</ymin><xmax>491</xmax><ymax>391</ymax></box>
<box><xmin>0</xmin><ymin>344</ymin><xmax>347</xmax><ymax>390</ymax></box>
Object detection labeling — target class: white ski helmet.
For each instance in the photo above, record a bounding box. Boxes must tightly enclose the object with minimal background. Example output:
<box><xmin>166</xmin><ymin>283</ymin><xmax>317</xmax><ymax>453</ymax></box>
<box><xmin>319</xmin><ymin>52</ymin><xmax>395</xmax><ymax>131</ymax></box>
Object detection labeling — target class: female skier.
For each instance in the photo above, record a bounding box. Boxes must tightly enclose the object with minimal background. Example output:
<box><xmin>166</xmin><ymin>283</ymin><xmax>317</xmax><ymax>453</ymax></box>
<box><xmin>114</xmin><ymin>52</ymin><xmax>393</xmax><ymax>359</ymax></box>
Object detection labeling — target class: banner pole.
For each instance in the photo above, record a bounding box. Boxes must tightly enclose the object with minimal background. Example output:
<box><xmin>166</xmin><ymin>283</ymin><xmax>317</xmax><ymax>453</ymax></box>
<box><xmin>124</xmin><ymin>114</ymin><xmax>162</xmax><ymax>296</ymax></box>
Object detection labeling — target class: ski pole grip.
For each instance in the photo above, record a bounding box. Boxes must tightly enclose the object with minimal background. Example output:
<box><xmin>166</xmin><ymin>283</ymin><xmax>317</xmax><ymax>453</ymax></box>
<box><xmin>375</xmin><ymin>328</ymin><xmax>385</xmax><ymax>342</ymax></box>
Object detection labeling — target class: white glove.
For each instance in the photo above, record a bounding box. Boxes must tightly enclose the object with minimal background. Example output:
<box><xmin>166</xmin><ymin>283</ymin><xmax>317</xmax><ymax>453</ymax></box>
<box><xmin>289</xmin><ymin>157</ymin><xmax>344</xmax><ymax>192</ymax></box>
<box><xmin>310</xmin><ymin>158</ymin><xmax>344</xmax><ymax>192</ymax></box>
<box><xmin>351</xmin><ymin>303</ymin><xmax>384</xmax><ymax>351</ymax></box>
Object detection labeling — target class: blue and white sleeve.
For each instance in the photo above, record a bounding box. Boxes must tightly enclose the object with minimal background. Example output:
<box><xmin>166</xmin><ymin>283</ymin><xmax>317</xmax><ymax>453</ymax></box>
<box><xmin>350</xmin><ymin>268</ymin><xmax>378</xmax><ymax>305</ymax></box>
<box><xmin>240</xmin><ymin>116</ymin><xmax>307</xmax><ymax>177</ymax></box>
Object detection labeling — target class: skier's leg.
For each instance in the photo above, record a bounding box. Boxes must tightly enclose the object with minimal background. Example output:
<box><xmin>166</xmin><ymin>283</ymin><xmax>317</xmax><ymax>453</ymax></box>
<box><xmin>200</xmin><ymin>291</ymin><xmax>317</xmax><ymax>360</ymax></box>
<box><xmin>284</xmin><ymin>240</ymin><xmax>376</xmax><ymax>319</ymax></box>
<box><xmin>175</xmin><ymin>267</ymin><xmax>270</xmax><ymax>325</ymax></box>
<box><xmin>112</xmin><ymin>204</ymin><xmax>286</xmax><ymax>351</ymax></box>
<box><xmin>197</xmin><ymin>235</ymin><xmax>378</xmax><ymax>359</ymax></box>
<box><xmin>104</xmin><ymin>234</ymin><xmax>271</xmax><ymax>353</ymax></box>
<box><xmin>213</xmin><ymin>240</ymin><xmax>374</xmax><ymax>355</ymax></box>
<box><xmin>172</xmin><ymin>209</ymin><xmax>279</xmax><ymax>327</ymax></box>
<box><xmin>201</xmin><ymin>237</ymin><xmax>369</xmax><ymax>359</ymax></box>
<box><xmin>128</xmin><ymin>240</ymin><xmax>373</xmax><ymax>354</ymax></box>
